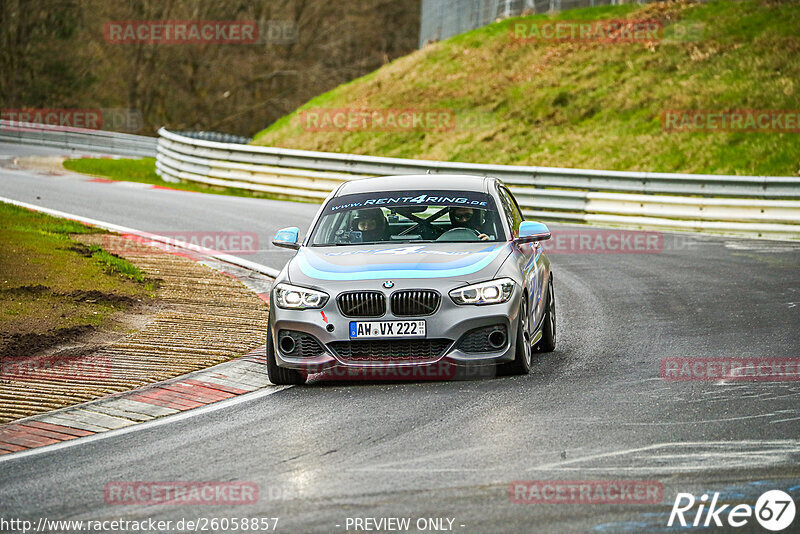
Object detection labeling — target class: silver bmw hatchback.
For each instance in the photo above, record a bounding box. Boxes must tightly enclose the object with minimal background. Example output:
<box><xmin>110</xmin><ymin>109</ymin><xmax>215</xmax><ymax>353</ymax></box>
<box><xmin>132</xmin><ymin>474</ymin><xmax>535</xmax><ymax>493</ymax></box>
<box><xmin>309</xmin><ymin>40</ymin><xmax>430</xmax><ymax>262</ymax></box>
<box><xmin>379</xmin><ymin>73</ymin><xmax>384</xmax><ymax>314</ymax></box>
<box><xmin>267</xmin><ymin>174</ymin><xmax>555</xmax><ymax>384</ymax></box>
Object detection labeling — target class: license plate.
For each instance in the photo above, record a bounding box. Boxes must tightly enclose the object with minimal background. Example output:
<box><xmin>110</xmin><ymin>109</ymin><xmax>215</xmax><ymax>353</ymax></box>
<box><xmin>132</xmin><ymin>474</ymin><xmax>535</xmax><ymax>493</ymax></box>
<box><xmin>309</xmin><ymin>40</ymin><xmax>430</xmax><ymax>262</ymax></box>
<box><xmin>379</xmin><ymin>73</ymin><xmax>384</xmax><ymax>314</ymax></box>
<box><xmin>349</xmin><ymin>320</ymin><xmax>426</xmax><ymax>339</ymax></box>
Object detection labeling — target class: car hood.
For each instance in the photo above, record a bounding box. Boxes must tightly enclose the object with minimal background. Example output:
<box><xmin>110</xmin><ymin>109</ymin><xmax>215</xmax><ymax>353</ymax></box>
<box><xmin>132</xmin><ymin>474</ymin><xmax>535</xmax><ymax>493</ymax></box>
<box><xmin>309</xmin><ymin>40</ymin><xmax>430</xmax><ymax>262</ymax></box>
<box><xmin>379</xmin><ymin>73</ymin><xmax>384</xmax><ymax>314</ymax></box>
<box><xmin>287</xmin><ymin>242</ymin><xmax>512</xmax><ymax>285</ymax></box>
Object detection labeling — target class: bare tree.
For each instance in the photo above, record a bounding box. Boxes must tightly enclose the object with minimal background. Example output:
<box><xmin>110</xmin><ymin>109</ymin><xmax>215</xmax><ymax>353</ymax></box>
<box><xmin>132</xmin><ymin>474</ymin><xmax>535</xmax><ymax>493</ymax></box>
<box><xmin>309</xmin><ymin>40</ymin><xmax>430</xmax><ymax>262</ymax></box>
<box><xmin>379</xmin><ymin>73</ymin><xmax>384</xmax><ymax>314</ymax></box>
<box><xmin>1</xmin><ymin>0</ymin><xmax>421</xmax><ymax>136</ymax></box>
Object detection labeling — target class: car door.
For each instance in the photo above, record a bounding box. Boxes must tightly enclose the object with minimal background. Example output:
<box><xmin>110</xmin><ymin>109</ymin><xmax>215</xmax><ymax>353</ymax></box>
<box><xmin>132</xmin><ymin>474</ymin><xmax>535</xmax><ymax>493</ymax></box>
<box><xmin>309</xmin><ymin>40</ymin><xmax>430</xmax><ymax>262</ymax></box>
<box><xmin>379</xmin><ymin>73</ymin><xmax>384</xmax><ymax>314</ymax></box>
<box><xmin>497</xmin><ymin>185</ymin><xmax>537</xmax><ymax>327</ymax></box>
<box><xmin>502</xmin><ymin>186</ymin><xmax>550</xmax><ymax>329</ymax></box>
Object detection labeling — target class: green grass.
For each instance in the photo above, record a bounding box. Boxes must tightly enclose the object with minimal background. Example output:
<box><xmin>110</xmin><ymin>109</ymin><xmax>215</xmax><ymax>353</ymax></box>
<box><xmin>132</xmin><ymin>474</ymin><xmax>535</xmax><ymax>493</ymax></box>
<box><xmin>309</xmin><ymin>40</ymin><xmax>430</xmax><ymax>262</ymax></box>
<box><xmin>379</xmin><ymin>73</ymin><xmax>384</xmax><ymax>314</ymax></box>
<box><xmin>63</xmin><ymin>157</ymin><xmax>161</xmax><ymax>183</ymax></box>
<box><xmin>86</xmin><ymin>245</ymin><xmax>148</xmax><ymax>284</ymax></box>
<box><xmin>253</xmin><ymin>0</ymin><xmax>800</xmax><ymax>177</ymax></box>
<box><xmin>0</xmin><ymin>202</ymin><xmax>154</xmax><ymax>352</ymax></box>
<box><xmin>62</xmin><ymin>157</ymin><xmax>316</xmax><ymax>203</ymax></box>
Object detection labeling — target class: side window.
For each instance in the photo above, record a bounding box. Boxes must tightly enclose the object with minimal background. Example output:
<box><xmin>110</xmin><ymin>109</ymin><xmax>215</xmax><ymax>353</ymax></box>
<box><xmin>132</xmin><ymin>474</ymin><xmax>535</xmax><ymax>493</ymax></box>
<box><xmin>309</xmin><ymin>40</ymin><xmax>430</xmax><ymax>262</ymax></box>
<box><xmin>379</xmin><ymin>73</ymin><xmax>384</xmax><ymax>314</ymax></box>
<box><xmin>507</xmin><ymin>188</ymin><xmax>525</xmax><ymax>223</ymax></box>
<box><xmin>499</xmin><ymin>187</ymin><xmax>523</xmax><ymax>238</ymax></box>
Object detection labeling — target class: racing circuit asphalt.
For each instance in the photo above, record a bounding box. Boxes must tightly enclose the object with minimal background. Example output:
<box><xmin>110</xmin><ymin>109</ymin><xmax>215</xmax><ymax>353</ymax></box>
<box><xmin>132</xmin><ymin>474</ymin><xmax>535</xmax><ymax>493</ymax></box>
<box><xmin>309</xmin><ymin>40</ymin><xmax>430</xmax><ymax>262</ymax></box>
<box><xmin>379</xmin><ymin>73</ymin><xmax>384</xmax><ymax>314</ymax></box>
<box><xmin>1</xmin><ymin>141</ymin><xmax>799</xmax><ymax>533</ymax></box>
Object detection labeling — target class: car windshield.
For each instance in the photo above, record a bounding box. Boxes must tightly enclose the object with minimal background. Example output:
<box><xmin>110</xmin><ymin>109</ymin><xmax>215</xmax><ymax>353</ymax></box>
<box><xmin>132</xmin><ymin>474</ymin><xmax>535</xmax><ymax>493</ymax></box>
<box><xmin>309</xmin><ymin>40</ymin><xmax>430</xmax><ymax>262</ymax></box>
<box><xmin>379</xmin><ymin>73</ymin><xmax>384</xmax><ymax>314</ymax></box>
<box><xmin>309</xmin><ymin>190</ymin><xmax>506</xmax><ymax>246</ymax></box>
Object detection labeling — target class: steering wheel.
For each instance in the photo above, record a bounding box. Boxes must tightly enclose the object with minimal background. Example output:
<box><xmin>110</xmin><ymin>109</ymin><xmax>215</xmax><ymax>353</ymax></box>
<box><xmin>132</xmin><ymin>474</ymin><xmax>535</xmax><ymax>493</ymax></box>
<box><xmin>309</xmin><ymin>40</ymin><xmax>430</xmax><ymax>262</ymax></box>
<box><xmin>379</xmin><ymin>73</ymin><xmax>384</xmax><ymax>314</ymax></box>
<box><xmin>436</xmin><ymin>227</ymin><xmax>481</xmax><ymax>241</ymax></box>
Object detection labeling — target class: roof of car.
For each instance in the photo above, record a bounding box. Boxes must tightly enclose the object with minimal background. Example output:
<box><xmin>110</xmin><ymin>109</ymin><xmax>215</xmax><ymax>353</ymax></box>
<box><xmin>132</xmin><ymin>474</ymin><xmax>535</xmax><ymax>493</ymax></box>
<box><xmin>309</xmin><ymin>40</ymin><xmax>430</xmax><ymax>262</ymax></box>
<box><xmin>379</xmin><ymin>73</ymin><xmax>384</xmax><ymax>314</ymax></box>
<box><xmin>335</xmin><ymin>174</ymin><xmax>495</xmax><ymax>196</ymax></box>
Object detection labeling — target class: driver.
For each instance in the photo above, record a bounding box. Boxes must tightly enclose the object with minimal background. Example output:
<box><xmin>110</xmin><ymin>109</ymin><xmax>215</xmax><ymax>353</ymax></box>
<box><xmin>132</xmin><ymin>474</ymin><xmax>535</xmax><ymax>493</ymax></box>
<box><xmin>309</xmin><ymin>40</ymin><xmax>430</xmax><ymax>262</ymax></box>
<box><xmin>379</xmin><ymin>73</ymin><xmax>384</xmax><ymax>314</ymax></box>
<box><xmin>352</xmin><ymin>208</ymin><xmax>390</xmax><ymax>242</ymax></box>
<box><xmin>449</xmin><ymin>207</ymin><xmax>489</xmax><ymax>241</ymax></box>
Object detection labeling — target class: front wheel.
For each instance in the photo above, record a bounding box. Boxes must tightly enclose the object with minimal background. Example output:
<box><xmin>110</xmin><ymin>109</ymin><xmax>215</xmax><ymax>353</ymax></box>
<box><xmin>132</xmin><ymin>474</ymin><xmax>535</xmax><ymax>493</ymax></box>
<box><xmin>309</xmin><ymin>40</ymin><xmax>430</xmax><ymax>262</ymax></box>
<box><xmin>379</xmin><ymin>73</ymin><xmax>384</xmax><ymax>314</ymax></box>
<box><xmin>266</xmin><ymin>327</ymin><xmax>306</xmax><ymax>385</ymax></box>
<box><xmin>534</xmin><ymin>275</ymin><xmax>556</xmax><ymax>353</ymax></box>
<box><xmin>501</xmin><ymin>299</ymin><xmax>532</xmax><ymax>376</ymax></box>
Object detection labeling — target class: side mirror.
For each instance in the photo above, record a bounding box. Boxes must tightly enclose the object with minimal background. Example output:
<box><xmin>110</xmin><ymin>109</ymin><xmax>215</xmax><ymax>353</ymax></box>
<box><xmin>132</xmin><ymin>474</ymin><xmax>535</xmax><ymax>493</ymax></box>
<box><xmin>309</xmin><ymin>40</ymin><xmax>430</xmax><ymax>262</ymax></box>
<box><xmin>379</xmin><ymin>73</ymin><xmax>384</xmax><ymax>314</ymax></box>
<box><xmin>273</xmin><ymin>227</ymin><xmax>300</xmax><ymax>250</ymax></box>
<box><xmin>516</xmin><ymin>221</ymin><xmax>551</xmax><ymax>244</ymax></box>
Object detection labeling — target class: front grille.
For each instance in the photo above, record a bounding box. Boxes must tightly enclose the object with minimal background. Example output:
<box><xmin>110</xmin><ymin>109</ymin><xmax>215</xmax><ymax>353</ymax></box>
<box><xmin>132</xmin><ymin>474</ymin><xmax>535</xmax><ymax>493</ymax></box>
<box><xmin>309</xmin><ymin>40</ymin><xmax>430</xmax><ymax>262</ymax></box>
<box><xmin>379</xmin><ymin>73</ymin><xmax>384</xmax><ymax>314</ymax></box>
<box><xmin>278</xmin><ymin>330</ymin><xmax>325</xmax><ymax>358</ymax></box>
<box><xmin>337</xmin><ymin>291</ymin><xmax>385</xmax><ymax>318</ymax></box>
<box><xmin>457</xmin><ymin>325</ymin><xmax>507</xmax><ymax>353</ymax></box>
<box><xmin>390</xmin><ymin>290</ymin><xmax>441</xmax><ymax>317</ymax></box>
<box><xmin>329</xmin><ymin>339</ymin><xmax>451</xmax><ymax>362</ymax></box>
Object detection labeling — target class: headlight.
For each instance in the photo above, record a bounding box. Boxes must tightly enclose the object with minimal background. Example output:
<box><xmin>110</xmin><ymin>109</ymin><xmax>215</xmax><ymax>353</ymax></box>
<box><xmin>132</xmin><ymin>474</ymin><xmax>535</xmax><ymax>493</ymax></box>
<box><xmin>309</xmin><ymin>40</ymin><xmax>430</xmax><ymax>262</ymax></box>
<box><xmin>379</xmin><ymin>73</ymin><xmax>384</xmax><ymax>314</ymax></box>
<box><xmin>274</xmin><ymin>283</ymin><xmax>329</xmax><ymax>309</ymax></box>
<box><xmin>449</xmin><ymin>278</ymin><xmax>515</xmax><ymax>305</ymax></box>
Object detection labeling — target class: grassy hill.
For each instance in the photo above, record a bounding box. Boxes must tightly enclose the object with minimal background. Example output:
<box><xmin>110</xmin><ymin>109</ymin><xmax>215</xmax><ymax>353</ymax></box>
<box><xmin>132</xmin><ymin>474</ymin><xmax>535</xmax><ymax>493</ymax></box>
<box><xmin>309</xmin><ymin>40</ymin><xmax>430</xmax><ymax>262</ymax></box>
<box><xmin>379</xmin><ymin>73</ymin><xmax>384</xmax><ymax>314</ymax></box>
<box><xmin>253</xmin><ymin>0</ymin><xmax>800</xmax><ymax>177</ymax></box>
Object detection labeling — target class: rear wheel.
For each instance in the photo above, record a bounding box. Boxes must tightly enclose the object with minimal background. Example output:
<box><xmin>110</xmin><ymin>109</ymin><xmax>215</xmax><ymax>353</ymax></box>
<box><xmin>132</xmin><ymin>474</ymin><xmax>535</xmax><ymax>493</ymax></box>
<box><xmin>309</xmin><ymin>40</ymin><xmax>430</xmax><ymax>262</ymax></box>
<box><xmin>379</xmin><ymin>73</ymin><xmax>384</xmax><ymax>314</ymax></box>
<box><xmin>534</xmin><ymin>275</ymin><xmax>556</xmax><ymax>353</ymax></box>
<box><xmin>502</xmin><ymin>299</ymin><xmax>532</xmax><ymax>376</ymax></box>
<box><xmin>266</xmin><ymin>326</ymin><xmax>306</xmax><ymax>385</ymax></box>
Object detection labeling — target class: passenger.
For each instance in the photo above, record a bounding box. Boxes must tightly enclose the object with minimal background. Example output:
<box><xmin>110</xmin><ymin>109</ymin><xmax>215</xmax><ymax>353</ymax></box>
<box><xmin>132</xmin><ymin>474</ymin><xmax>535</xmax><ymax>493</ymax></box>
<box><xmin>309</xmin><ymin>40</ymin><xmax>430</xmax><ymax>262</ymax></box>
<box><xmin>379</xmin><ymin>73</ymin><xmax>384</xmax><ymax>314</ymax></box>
<box><xmin>352</xmin><ymin>208</ymin><xmax>390</xmax><ymax>242</ymax></box>
<box><xmin>449</xmin><ymin>207</ymin><xmax>489</xmax><ymax>241</ymax></box>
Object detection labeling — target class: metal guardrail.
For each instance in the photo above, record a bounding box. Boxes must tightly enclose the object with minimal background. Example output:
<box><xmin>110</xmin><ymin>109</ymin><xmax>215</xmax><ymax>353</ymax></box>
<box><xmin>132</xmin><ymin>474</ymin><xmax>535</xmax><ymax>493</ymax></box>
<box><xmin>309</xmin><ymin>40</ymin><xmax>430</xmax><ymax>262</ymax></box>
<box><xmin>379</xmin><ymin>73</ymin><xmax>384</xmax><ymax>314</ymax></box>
<box><xmin>0</xmin><ymin>120</ymin><xmax>157</xmax><ymax>158</ymax></box>
<box><xmin>156</xmin><ymin>128</ymin><xmax>800</xmax><ymax>239</ymax></box>
<box><xmin>175</xmin><ymin>131</ymin><xmax>252</xmax><ymax>145</ymax></box>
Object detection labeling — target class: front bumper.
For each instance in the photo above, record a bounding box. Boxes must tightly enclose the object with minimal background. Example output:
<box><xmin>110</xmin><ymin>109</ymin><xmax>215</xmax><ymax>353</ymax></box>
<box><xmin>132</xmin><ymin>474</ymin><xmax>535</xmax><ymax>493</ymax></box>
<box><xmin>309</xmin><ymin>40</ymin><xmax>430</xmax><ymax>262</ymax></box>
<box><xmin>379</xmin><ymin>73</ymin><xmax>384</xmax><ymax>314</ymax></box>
<box><xmin>270</xmin><ymin>287</ymin><xmax>522</xmax><ymax>374</ymax></box>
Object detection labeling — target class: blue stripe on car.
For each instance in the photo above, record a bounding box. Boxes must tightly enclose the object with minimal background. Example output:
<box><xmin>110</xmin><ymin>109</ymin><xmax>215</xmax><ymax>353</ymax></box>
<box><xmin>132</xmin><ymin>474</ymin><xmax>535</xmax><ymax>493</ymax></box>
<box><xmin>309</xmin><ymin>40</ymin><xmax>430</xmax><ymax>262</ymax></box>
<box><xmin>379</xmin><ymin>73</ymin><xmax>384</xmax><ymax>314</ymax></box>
<box><xmin>297</xmin><ymin>245</ymin><xmax>508</xmax><ymax>280</ymax></box>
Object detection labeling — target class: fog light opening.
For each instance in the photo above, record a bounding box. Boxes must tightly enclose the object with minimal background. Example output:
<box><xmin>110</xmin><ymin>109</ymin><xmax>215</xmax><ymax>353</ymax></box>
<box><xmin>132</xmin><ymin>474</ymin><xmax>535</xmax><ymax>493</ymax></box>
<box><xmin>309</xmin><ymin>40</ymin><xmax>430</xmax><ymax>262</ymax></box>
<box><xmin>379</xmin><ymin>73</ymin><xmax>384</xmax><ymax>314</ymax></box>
<box><xmin>488</xmin><ymin>329</ymin><xmax>507</xmax><ymax>349</ymax></box>
<box><xmin>279</xmin><ymin>335</ymin><xmax>296</xmax><ymax>354</ymax></box>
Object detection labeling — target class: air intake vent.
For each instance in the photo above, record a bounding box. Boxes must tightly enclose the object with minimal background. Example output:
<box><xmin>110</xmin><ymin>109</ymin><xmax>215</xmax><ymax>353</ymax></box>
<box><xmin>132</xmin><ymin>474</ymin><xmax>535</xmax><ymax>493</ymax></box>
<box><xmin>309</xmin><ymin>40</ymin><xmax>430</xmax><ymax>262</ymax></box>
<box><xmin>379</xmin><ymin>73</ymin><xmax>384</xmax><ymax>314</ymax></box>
<box><xmin>329</xmin><ymin>339</ymin><xmax>451</xmax><ymax>362</ymax></box>
<box><xmin>337</xmin><ymin>291</ymin><xmax>386</xmax><ymax>318</ymax></box>
<box><xmin>277</xmin><ymin>330</ymin><xmax>325</xmax><ymax>358</ymax></box>
<box><xmin>457</xmin><ymin>325</ymin><xmax>507</xmax><ymax>353</ymax></box>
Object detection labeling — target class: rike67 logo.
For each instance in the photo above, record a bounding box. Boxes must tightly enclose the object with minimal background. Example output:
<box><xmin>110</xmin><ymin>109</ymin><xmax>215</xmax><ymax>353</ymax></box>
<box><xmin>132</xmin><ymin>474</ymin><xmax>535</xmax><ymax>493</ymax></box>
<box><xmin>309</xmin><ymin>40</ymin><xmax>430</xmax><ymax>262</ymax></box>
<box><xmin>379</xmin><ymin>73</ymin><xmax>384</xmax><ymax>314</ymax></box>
<box><xmin>669</xmin><ymin>490</ymin><xmax>796</xmax><ymax>531</ymax></box>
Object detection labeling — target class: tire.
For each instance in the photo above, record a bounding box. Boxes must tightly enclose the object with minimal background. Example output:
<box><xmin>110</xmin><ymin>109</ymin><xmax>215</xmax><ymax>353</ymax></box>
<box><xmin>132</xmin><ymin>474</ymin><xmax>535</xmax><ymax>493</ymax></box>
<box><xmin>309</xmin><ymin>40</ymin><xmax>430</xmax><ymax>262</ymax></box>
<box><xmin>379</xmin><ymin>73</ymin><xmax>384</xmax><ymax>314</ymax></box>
<box><xmin>534</xmin><ymin>275</ymin><xmax>556</xmax><ymax>353</ymax></box>
<box><xmin>502</xmin><ymin>298</ymin><xmax>532</xmax><ymax>376</ymax></box>
<box><xmin>266</xmin><ymin>327</ymin><xmax>306</xmax><ymax>385</ymax></box>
